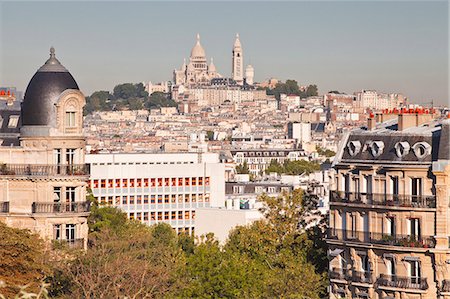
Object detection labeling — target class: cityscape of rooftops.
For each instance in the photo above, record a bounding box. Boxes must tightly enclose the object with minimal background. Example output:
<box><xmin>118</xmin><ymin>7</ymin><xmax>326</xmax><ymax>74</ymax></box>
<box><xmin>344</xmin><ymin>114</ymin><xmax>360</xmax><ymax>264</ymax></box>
<box><xmin>0</xmin><ymin>1</ymin><xmax>449</xmax><ymax>298</ymax></box>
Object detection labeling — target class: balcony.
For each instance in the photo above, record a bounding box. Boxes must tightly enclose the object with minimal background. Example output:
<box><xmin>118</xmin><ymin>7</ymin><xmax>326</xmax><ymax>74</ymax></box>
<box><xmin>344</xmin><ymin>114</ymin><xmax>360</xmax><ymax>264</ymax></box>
<box><xmin>327</xmin><ymin>229</ymin><xmax>435</xmax><ymax>249</ymax></box>
<box><xmin>52</xmin><ymin>238</ymin><xmax>84</xmax><ymax>249</ymax></box>
<box><xmin>0</xmin><ymin>201</ymin><xmax>9</xmax><ymax>213</ymax></box>
<box><xmin>350</xmin><ymin>270</ymin><xmax>372</xmax><ymax>284</ymax></box>
<box><xmin>0</xmin><ymin>164</ymin><xmax>90</xmax><ymax>177</ymax></box>
<box><xmin>377</xmin><ymin>274</ymin><xmax>428</xmax><ymax>290</ymax></box>
<box><xmin>329</xmin><ymin>267</ymin><xmax>346</xmax><ymax>280</ymax></box>
<box><xmin>330</xmin><ymin>191</ymin><xmax>436</xmax><ymax>209</ymax></box>
<box><xmin>32</xmin><ymin>201</ymin><xmax>91</xmax><ymax>214</ymax></box>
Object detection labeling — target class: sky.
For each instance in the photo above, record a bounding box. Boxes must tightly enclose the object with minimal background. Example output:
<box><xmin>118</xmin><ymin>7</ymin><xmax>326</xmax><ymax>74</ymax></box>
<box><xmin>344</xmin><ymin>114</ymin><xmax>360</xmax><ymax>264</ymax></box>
<box><xmin>0</xmin><ymin>1</ymin><xmax>448</xmax><ymax>105</ymax></box>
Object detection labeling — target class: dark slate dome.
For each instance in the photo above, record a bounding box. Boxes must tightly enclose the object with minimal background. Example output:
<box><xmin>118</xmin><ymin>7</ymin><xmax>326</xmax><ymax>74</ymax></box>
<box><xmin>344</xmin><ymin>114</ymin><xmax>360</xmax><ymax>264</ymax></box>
<box><xmin>22</xmin><ymin>47</ymin><xmax>79</xmax><ymax>126</ymax></box>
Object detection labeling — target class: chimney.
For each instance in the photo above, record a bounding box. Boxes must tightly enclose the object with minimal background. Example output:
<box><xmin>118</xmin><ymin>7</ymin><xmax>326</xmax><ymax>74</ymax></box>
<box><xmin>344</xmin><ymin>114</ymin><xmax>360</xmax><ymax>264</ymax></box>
<box><xmin>398</xmin><ymin>108</ymin><xmax>434</xmax><ymax>131</ymax></box>
<box><xmin>367</xmin><ymin>113</ymin><xmax>375</xmax><ymax>130</ymax></box>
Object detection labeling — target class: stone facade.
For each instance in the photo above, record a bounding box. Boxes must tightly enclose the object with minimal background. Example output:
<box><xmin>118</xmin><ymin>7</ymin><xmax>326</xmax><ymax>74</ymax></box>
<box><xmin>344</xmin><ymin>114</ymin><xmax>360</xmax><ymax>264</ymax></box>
<box><xmin>327</xmin><ymin>112</ymin><xmax>450</xmax><ymax>299</ymax></box>
<box><xmin>0</xmin><ymin>48</ymin><xmax>90</xmax><ymax>249</ymax></box>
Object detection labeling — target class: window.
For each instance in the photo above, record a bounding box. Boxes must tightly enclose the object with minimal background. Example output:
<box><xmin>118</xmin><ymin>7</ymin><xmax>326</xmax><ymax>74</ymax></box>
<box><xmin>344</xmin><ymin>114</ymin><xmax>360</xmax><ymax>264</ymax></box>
<box><xmin>136</xmin><ymin>212</ymin><xmax>142</xmax><ymax>221</ymax></box>
<box><xmin>178</xmin><ymin>178</ymin><xmax>183</xmax><ymax>186</ymax></box>
<box><xmin>129</xmin><ymin>196</ymin><xmax>135</xmax><ymax>204</ymax></box>
<box><xmin>108</xmin><ymin>179</ymin><xmax>113</xmax><ymax>188</ymax></box>
<box><xmin>136</xmin><ymin>179</ymin><xmax>142</xmax><ymax>187</ymax></box>
<box><xmin>65</xmin><ymin>111</ymin><xmax>76</xmax><ymax>127</ymax></box>
<box><xmin>151</xmin><ymin>212</ymin><xmax>155</xmax><ymax>220</ymax></box>
<box><xmin>158</xmin><ymin>178</ymin><xmax>163</xmax><ymax>187</ymax></box>
<box><xmin>164</xmin><ymin>211</ymin><xmax>169</xmax><ymax>220</ymax></box>
<box><xmin>7</xmin><ymin>115</ymin><xmax>19</xmax><ymax>128</ymax></box>
<box><xmin>144</xmin><ymin>195</ymin><xmax>149</xmax><ymax>204</ymax></box>
<box><xmin>157</xmin><ymin>212</ymin><xmax>162</xmax><ymax>220</ymax></box>
<box><xmin>192</xmin><ymin>177</ymin><xmax>197</xmax><ymax>186</ymax></box>
<box><xmin>66</xmin><ymin>187</ymin><xmax>76</xmax><ymax>210</ymax></box>
<box><xmin>164</xmin><ymin>195</ymin><xmax>169</xmax><ymax>203</ymax></box>
<box><xmin>137</xmin><ymin>195</ymin><xmax>142</xmax><ymax>204</ymax></box>
<box><xmin>171</xmin><ymin>211</ymin><xmax>176</xmax><ymax>220</ymax></box>
<box><xmin>54</xmin><ymin>224</ymin><xmax>61</xmax><ymax>240</ymax></box>
<box><xmin>122</xmin><ymin>196</ymin><xmax>127</xmax><ymax>205</ymax></box>
<box><xmin>409</xmin><ymin>260</ymin><xmax>421</xmax><ymax>284</ymax></box>
<box><xmin>408</xmin><ymin>218</ymin><xmax>420</xmax><ymax>239</ymax></box>
<box><xmin>386</xmin><ymin>217</ymin><xmax>395</xmax><ymax>236</ymax></box>
<box><xmin>53</xmin><ymin>187</ymin><xmax>61</xmax><ymax>203</ymax></box>
<box><xmin>101</xmin><ymin>180</ymin><xmax>106</xmax><ymax>188</ymax></box>
<box><xmin>164</xmin><ymin>178</ymin><xmax>170</xmax><ymax>187</ymax></box>
<box><xmin>151</xmin><ymin>178</ymin><xmax>156</xmax><ymax>187</ymax></box>
<box><xmin>115</xmin><ymin>179</ymin><xmax>121</xmax><ymax>188</ymax></box>
<box><xmin>143</xmin><ymin>178</ymin><xmax>149</xmax><ymax>187</ymax></box>
<box><xmin>385</xmin><ymin>257</ymin><xmax>396</xmax><ymax>276</ymax></box>
<box><xmin>66</xmin><ymin>224</ymin><xmax>76</xmax><ymax>241</ymax></box>
<box><xmin>151</xmin><ymin>195</ymin><xmax>156</xmax><ymax>204</ymax></box>
<box><xmin>122</xmin><ymin>179</ymin><xmax>128</xmax><ymax>188</ymax></box>
<box><xmin>66</xmin><ymin>148</ymin><xmax>75</xmax><ymax>166</ymax></box>
<box><xmin>157</xmin><ymin>195</ymin><xmax>162</xmax><ymax>204</ymax></box>
<box><xmin>93</xmin><ymin>179</ymin><xmax>99</xmax><ymax>188</ymax></box>
<box><xmin>411</xmin><ymin>178</ymin><xmax>422</xmax><ymax>202</ymax></box>
<box><xmin>143</xmin><ymin>212</ymin><xmax>149</xmax><ymax>221</ymax></box>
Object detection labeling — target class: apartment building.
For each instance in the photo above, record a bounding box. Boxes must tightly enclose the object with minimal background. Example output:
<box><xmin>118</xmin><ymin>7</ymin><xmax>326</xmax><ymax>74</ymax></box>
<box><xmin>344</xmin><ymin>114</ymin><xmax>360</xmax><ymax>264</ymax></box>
<box><xmin>231</xmin><ymin>149</ymin><xmax>308</xmax><ymax>175</ymax></box>
<box><xmin>86</xmin><ymin>152</ymin><xmax>225</xmax><ymax>234</ymax></box>
<box><xmin>0</xmin><ymin>48</ymin><xmax>90</xmax><ymax>249</ymax></box>
<box><xmin>327</xmin><ymin>111</ymin><xmax>450</xmax><ymax>299</ymax></box>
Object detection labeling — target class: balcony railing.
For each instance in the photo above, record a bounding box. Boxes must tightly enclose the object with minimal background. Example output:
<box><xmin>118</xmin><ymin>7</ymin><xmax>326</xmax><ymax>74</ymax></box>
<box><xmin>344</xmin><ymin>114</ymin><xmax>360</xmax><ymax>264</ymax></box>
<box><xmin>327</xmin><ymin>229</ymin><xmax>435</xmax><ymax>248</ymax></box>
<box><xmin>52</xmin><ymin>238</ymin><xmax>84</xmax><ymax>249</ymax></box>
<box><xmin>330</xmin><ymin>191</ymin><xmax>436</xmax><ymax>208</ymax></box>
<box><xmin>0</xmin><ymin>164</ymin><xmax>90</xmax><ymax>177</ymax></box>
<box><xmin>32</xmin><ymin>201</ymin><xmax>91</xmax><ymax>214</ymax></box>
<box><xmin>377</xmin><ymin>274</ymin><xmax>428</xmax><ymax>290</ymax></box>
<box><xmin>442</xmin><ymin>280</ymin><xmax>450</xmax><ymax>292</ymax></box>
<box><xmin>0</xmin><ymin>201</ymin><xmax>9</xmax><ymax>213</ymax></box>
<box><xmin>350</xmin><ymin>270</ymin><xmax>373</xmax><ymax>284</ymax></box>
<box><xmin>329</xmin><ymin>267</ymin><xmax>346</xmax><ymax>280</ymax></box>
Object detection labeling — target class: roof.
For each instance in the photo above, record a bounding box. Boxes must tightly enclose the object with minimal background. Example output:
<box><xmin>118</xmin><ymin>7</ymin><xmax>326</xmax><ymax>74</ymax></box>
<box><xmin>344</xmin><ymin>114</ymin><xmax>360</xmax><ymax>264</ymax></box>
<box><xmin>21</xmin><ymin>47</ymin><xmax>79</xmax><ymax>126</ymax></box>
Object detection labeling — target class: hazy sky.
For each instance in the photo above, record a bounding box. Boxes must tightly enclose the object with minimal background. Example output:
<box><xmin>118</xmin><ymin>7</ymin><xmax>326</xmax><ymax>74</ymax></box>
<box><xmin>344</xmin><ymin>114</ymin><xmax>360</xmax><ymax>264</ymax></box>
<box><xmin>0</xmin><ymin>1</ymin><xmax>448</xmax><ymax>105</ymax></box>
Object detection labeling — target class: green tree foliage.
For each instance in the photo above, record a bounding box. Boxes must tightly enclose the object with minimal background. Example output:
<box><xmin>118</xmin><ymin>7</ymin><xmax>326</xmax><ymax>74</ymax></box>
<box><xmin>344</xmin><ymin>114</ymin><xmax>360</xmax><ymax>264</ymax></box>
<box><xmin>177</xmin><ymin>235</ymin><xmax>264</xmax><ymax>298</ymax></box>
<box><xmin>51</xmin><ymin>211</ymin><xmax>183</xmax><ymax>298</ymax></box>
<box><xmin>316</xmin><ymin>145</ymin><xmax>336</xmax><ymax>158</ymax></box>
<box><xmin>265</xmin><ymin>159</ymin><xmax>320</xmax><ymax>175</ymax></box>
<box><xmin>235</xmin><ymin>161</ymin><xmax>250</xmax><ymax>174</ymax></box>
<box><xmin>0</xmin><ymin>222</ymin><xmax>49</xmax><ymax>297</ymax></box>
<box><xmin>266</xmin><ymin>80</ymin><xmax>319</xmax><ymax>100</ymax></box>
<box><xmin>113</xmin><ymin>83</ymin><xmax>148</xmax><ymax>100</ymax></box>
<box><xmin>84</xmin><ymin>90</ymin><xmax>113</xmax><ymax>115</ymax></box>
<box><xmin>225</xmin><ymin>189</ymin><xmax>326</xmax><ymax>298</ymax></box>
<box><xmin>145</xmin><ymin>92</ymin><xmax>177</xmax><ymax>109</ymax></box>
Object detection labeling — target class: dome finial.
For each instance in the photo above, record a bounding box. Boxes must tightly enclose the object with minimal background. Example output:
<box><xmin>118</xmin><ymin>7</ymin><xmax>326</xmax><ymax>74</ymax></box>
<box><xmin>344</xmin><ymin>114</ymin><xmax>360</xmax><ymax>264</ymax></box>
<box><xmin>50</xmin><ymin>46</ymin><xmax>55</xmax><ymax>57</ymax></box>
<box><xmin>196</xmin><ymin>33</ymin><xmax>200</xmax><ymax>41</ymax></box>
<box><xmin>236</xmin><ymin>33</ymin><xmax>239</xmax><ymax>38</ymax></box>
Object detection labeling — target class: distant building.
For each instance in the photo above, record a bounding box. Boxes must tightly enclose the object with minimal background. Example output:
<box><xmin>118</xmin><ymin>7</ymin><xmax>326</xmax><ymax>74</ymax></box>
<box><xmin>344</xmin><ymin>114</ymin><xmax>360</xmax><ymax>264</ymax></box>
<box><xmin>287</xmin><ymin>122</ymin><xmax>312</xmax><ymax>145</ymax></box>
<box><xmin>173</xmin><ymin>34</ymin><xmax>221</xmax><ymax>86</ymax></box>
<box><xmin>86</xmin><ymin>152</ymin><xmax>225</xmax><ymax>234</ymax></box>
<box><xmin>231</xmin><ymin>149</ymin><xmax>308</xmax><ymax>175</ymax></box>
<box><xmin>355</xmin><ymin>90</ymin><xmax>406</xmax><ymax>111</ymax></box>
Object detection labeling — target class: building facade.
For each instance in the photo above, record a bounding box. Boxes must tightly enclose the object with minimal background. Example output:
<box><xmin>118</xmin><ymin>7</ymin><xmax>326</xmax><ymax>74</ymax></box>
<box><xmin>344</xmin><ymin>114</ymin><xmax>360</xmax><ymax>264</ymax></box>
<box><xmin>173</xmin><ymin>34</ymin><xmax>220</xmax><ymax>86</ymax></box>
<box><xmin>231</xmin><ymin>33</ymin><xmax>244</xmax><ymax>85</ymax></box>
<box><xmin>327</xmin><ymin>111</ymin><xmax>450</xmax><ymax>299</ymax></box>
<box><xmin>86</xmin><ymin>152</ymin><xmax>225</xmax><ymax>234</ymax></box>
<box><xmin>0</xmin><ymin>48</ymin><xmax>90</xmax><ymax>249</ymax></box>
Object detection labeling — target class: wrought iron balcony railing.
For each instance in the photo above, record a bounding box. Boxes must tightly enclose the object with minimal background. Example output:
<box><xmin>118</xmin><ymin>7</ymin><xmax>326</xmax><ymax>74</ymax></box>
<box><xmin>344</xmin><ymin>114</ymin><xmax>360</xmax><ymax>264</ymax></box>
<box><xmin>32</xmin><ymin>201</ymin><xmax>91</xmax><ymax>214</ymax></box>
<box><xmin>330</xmin><ymin>191</ymin><xmax>436</xmax><ymax>208</ymax></box>
<box><xmin>377</xmin><ymin>274</ymin><xmax>428</xmax><ymax>290</ymax></box>
<box><xmin>0</xmin><ymin>164</ymin><xmax>90</xmax><ymax>177</ymax></box>
<box><xmin>52</xmin><ymin>238</ymin><xmax>84</xmax><ymax>249</ymax></box>
<box><xmin>0</xmin><ymin>201</ymin><xmax>9</xmax><ymax>213</ymax></box>
<box><xmin>327</xmin><ymin>228</ymin><xmax>435</xmax><ymax>248</ymax></box>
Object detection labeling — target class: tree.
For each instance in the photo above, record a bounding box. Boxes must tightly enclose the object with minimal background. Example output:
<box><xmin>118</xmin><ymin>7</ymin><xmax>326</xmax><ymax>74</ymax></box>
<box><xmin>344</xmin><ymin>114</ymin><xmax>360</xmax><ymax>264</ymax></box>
<box><xmin>316</xmin><ymin>145</ymin><xmax>336</xmax><ymax>158</ymax></box>
<box><xmin>145</xmin><ymin>92</ymin><xmax>177</xmax><ymax>109</ymax></box>
<box><xmin>0</xmin><ymin>222</ymin><xmax>49</xmax><ymax>297</ymax></box>
<box><xmin>113</xmin><ymin>83</ymin><xmax>138</xmax><ymax>100</ymax></box>
<box><xmin>224</xmin><ymin>190</ymin><xmax>326</xmax><ymax>298</ymax></box>
<box><xmin>84</xmin><ymin>90</ymin><xmax>113</xmax><ymax>114</ymax></box>
<box><xmin>235</xmin><ymin>161</ymin><xmax>250</xmax><ymax>174</ymax></box>
<box><xmin>265</xmin><ymin>159</ymin><xmax>284</xmax><ymax>174</ymax></box>
<box><xmin>177</xmin><ymin>235</ymin><xmax>264</xmax><ymax>298</ymax></box>
<box><xmin>305</xmin><ymin>84</ymin><xmax>318</xmax><ymax>97</ymax></box>
<box><xmin>51</xmin><ymin>216</ymin><xmax>183</xmax><ymax>298</ymax></box>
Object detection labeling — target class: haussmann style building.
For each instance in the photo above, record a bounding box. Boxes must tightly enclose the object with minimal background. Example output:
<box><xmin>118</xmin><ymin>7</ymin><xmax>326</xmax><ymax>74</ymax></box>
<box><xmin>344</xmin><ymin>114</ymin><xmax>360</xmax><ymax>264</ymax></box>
<box><xmin>327</xmin><ymin>110</ymin><xmax>450</xmax><ymax>299</ymax></box>
<box><xmin>0</xmin><ymin>48</ymin><xmax>90</xmax><ymax>249</ymax></box>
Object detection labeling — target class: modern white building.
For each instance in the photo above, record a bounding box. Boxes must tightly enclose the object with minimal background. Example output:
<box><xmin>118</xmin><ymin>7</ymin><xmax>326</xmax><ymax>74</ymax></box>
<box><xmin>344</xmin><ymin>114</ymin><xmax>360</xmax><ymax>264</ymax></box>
<box><xmin>86</xmin><ymin>152</ymin><xmax>225</xmax><ymax>234</ymax></box>
<box><xmin>287</xmin><ymin>122</ymin><xmax>312</xmax><ymax>144</ymax></box>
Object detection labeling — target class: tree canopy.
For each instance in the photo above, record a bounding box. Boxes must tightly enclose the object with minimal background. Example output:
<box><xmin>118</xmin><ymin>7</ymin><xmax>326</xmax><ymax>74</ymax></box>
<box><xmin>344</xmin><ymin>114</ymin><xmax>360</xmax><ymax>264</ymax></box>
<box><xmin>266</xmin><ymin>80</ymin><xmax>319</xmax><ymax>100</ymax></box>
<box><xmin>0</xmin><ymin>222</ymin><xmax>49</xmax><ymax>297</ymax></box>
<box><xmin>265</xmin><ymin>159</ymin><xmax>321</xmax><ymax>175</ymax></box>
